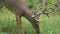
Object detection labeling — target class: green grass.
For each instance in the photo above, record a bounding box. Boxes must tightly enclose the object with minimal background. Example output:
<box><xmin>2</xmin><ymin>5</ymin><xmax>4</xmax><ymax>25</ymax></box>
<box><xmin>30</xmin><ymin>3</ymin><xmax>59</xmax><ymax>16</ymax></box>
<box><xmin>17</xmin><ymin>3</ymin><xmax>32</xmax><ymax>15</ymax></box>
<box><xmin>40</xmin><ymin>15</ymin><xmax>60</xmax><ymax>34</ymax></box>
<box><xmin>0</xmin><ymin>7</ymin><xmax>60</xmax><ymax>34</ymax></box>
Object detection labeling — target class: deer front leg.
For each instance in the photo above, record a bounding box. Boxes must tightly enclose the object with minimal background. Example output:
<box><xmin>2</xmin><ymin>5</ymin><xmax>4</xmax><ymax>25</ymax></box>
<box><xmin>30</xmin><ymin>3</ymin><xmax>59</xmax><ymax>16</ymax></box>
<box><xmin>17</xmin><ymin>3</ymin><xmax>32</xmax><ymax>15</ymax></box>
<box><xmin>15</xmin><ymin>14</ymin><xmax>22</xmax><ymax>34</ymax></box>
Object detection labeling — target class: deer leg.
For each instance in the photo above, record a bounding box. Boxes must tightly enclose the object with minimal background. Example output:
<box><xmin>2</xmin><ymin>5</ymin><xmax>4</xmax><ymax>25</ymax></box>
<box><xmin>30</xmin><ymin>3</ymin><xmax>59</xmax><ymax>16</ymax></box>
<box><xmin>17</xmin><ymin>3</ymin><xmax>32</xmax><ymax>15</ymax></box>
<box><xmin>15</xmin><ymin>14</ymin><xmax>22</xmax><ymax>34</ymax></box>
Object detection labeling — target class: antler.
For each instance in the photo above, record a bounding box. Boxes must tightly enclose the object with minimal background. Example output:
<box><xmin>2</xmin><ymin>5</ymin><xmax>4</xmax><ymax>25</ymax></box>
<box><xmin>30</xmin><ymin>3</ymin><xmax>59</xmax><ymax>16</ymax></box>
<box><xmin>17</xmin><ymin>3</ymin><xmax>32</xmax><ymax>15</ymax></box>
<box><xmin>32</xmin><ymin>10</ymin><xmax>52</xmax><ymax>18</ymax></box>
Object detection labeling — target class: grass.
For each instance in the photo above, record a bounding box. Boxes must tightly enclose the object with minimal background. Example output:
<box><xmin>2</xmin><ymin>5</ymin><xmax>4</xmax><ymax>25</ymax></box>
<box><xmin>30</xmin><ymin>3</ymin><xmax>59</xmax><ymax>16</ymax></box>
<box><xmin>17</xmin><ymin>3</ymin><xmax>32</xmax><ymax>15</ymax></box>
<box><xmin>40</xmin><ymin>15</ymin><xmax>60</xmax><ymax>34</ymax></box>
<box><xmin>0</xmin><ymin>7</ymin><xmax>60</xmax><ymax>34</ymax></box>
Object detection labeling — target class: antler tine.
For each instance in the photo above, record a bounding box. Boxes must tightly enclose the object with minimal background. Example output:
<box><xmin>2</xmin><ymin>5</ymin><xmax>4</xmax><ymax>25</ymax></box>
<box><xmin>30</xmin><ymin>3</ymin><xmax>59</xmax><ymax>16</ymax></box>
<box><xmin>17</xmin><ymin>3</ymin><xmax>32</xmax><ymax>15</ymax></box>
<box><xmin>34</xmin><ymin>11</ymin><xmax>52</xmax><ymax>18</ymax></box>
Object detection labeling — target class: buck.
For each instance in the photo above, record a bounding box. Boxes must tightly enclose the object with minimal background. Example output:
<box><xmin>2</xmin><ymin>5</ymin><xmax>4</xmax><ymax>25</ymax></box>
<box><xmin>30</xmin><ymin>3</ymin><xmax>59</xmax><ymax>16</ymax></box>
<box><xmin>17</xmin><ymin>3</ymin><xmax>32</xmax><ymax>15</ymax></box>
<box><xmin>0</xmin><ymin>0</ymin><xmax>50</xmax><ymax>34</ymax></box>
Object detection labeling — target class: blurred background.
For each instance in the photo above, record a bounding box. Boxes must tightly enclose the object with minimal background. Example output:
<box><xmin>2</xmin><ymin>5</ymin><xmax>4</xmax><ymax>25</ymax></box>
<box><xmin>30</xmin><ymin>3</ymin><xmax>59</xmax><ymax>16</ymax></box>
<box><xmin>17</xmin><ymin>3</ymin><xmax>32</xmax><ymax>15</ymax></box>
<box><xmin>0</xmin><ymin>0</ymin><xmax>60</xmax><ymax>34</ymax></box>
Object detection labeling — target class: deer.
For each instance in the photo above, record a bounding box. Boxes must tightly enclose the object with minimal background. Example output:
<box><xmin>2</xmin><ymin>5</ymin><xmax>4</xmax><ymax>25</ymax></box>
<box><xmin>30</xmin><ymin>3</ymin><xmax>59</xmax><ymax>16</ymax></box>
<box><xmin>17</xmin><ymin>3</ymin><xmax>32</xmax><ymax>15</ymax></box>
<box><xmin>0</xmin><ymin>0</ymin><xmax>50</xmax><ymax>34</ymax></box>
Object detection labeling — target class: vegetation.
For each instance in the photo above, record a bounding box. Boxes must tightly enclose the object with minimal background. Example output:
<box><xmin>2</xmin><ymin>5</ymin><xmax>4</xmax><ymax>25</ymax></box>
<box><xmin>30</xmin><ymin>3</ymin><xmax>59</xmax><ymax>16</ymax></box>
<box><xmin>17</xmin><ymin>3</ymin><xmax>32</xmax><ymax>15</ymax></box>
<box><xmin>0</xmin><ymin>0</ymin><xmax>60</xmax><ymax>34</ymax></box>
